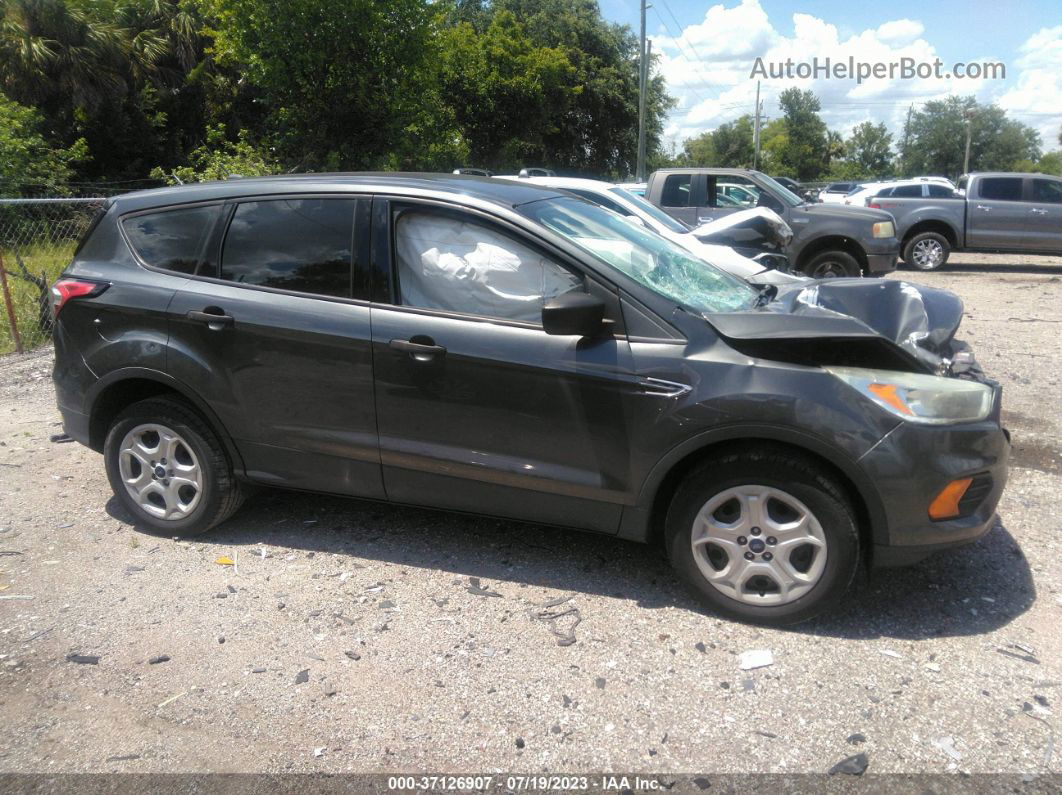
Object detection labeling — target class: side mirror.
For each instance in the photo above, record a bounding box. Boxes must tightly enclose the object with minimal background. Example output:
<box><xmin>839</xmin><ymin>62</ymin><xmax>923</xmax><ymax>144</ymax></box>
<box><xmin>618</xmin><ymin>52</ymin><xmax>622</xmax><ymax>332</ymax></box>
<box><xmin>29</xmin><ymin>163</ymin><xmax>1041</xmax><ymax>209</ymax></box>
<box><xmin>542</xmin><ymin>292</ymin><xmax>606</xmax><ymax>337</ymax></box>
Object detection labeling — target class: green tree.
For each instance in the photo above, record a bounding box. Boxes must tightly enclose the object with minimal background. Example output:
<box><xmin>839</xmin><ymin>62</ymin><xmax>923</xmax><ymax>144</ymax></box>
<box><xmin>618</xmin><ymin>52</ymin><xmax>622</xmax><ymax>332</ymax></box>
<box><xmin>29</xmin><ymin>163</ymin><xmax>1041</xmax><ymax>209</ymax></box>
<box><xmin>0</xmin><ymin>92</ymin><xmax>87</xmax><ymax>194</ymax></box>
<box><xmin>203</xmin><ymin>0</ymin><xmax>459</xmax><ymax>171</ymax></box>
<box><xmin>149</xmin><ymin>123</ymin><xmax>274</xmax><ymax>183</ymax></box>
<box><xmin>711</xmin><ymin>115</ymin><xmax>755</xmax><ymax>167</ymax></box>
<box><xmin>681</xmin><ymin>130</ymin><xmax>716</xmax><ymax>166</ymax></box>
<box><xmin>842</xmin><ymin>121</ymin><xmax>893</xmax><ymax>178</ymax></box>
<box><xmin>900</xmin><ymin>96</ymin><xmax>1041</xmax><ymax>178</ymax></box>
<box><xmin>775</xmin><ymin>88</ymin><xmax>828</xmax><ymax>180</ymax></box>
<box><xmin>436</xmin><ymin>10</ymin><xmax>575</xmax><ymax>169</ymax></box>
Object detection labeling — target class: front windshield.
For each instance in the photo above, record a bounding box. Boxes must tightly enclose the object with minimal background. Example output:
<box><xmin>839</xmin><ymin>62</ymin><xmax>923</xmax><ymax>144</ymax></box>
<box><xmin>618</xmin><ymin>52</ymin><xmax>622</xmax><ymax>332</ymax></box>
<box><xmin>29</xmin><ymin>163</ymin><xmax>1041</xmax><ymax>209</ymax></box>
<box><xmin>752</xmin><ymin>173</ymin><xmax>805</xmax><ymax>207</ymax></box>
<box><xmin>520</xmin><ymin>197</ymin><xmax>757</xmax><ymax>314</ymax></box>
<box><xmin>608</xmin><ymin>187</ymin><xmax>689</xmax><ymax>234</ymax></box>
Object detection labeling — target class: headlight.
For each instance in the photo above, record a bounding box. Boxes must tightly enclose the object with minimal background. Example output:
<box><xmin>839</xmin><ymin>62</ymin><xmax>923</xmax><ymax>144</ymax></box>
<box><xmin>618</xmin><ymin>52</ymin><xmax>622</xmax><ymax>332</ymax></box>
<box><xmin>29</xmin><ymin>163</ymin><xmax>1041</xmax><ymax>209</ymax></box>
<box><xmin>827</xmin><ymin>366</ymin><xmax>993</xmax><ymax>424</ymax></box>
<box><xmin>872</xmin><ymin>221</ymin><xmax>895</xmax><ymax>238</ymax></box>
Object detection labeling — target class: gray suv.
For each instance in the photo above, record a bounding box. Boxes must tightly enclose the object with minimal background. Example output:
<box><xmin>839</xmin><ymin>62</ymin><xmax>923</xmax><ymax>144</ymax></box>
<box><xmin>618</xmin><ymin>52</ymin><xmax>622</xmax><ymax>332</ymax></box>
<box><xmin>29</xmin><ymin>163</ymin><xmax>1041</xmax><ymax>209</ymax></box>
<box><xmin>51</xmin><ymin>174</ymin><xmax>1008</xmax><ymax>625</ymax></box>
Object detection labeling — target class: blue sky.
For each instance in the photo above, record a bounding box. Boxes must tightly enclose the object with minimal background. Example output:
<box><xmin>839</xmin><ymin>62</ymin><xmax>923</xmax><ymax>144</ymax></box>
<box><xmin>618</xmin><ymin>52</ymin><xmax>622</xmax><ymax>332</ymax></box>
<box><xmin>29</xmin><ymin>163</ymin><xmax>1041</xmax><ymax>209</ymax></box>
<box><xmin>597</xmin><ymin>0</ymin><xmax>1062</xmax><ymax>151</ymax></box>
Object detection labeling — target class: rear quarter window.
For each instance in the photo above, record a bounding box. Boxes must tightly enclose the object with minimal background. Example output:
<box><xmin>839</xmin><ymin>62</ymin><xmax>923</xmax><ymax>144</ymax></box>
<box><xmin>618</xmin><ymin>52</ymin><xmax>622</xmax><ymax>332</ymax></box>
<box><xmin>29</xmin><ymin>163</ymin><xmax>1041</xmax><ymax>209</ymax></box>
<box><xmin>122</xmin><ymin>205</ymin><xmax>222</xmax><ymax>274</ymax></box>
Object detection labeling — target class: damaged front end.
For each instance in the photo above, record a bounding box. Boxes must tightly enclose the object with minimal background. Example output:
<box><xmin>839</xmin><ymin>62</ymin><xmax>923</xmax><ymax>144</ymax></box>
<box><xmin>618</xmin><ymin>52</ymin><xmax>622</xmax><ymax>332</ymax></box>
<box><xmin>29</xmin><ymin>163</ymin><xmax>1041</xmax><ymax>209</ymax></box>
<box><xmin>707</xmin><ymin>278</ymin><xmax>990</xmax><ymax>384</ymax></box>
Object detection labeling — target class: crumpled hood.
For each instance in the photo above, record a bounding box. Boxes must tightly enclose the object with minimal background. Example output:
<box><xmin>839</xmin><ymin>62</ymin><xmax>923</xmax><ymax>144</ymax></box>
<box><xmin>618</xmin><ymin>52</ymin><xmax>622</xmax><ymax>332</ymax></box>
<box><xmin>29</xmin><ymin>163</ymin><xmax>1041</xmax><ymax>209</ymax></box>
<box><xmin>706</xmin><ymin>277</ymin><xmax>983</xmax><ymax>378</ymax></box>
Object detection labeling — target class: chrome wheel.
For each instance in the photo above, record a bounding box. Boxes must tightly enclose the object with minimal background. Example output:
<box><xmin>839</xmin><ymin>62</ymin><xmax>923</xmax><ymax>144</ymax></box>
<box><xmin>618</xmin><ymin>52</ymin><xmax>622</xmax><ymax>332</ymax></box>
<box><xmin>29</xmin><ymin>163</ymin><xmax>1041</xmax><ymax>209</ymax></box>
<box><xmin>911</xmin><ymin>238</ymin><xmax>944</xmax><ymax>270</ymax></box>
<box><xmin>117</xmin><ymin>423</ymin><xmax>203</xmax><ymax>520</ymax></box>
<box><xmin>690</xmin><ymin>485</ymin><xmax>828</xmax><ymax>606</ymax></box>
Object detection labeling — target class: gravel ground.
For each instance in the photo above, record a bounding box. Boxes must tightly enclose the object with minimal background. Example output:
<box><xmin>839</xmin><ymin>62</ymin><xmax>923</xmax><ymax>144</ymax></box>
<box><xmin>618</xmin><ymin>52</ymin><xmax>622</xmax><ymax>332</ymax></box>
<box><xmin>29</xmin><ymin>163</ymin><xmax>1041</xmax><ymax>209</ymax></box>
<box><xmin>0</xmin><ymin>253</ymin><xmax>1061</xmax><ymax>777</ymax></box>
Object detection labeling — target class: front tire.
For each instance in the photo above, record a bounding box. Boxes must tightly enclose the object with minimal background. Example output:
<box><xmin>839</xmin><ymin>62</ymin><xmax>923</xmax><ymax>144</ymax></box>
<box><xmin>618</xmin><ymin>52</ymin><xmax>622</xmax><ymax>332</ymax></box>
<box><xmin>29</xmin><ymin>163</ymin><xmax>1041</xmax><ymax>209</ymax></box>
<box><xmin>104</xmin><ymin>397</ymin><xmax>244</xmax><ymax>536</ymax></box>
<box><xmin>665</xmin><ymin>448</ymin><xmax>860</xmax><ymax>625</ymax></box>
<box><xmin>903</xmin><ymin>232</ymin><xmax>950</xmax><ymax>271</ymax></box>
<box><xmin>802</xmin><ymin>250</ymin><xmax>862</xmax><ymax>278</ymax></box>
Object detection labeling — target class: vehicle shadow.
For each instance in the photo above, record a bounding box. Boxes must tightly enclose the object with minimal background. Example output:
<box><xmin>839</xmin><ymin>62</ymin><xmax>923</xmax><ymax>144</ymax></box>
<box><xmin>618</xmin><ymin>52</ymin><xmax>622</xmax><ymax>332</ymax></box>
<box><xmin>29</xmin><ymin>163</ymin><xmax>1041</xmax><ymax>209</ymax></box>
<box><xmin>903</xmin><ymin>261</ymin><xmax>1062</xmax><ymax>276</ymax></box>
<box><xmin>110</xmin><ymin>490</ymin><xmax>1035</xmax><ymax>641</ymax></box>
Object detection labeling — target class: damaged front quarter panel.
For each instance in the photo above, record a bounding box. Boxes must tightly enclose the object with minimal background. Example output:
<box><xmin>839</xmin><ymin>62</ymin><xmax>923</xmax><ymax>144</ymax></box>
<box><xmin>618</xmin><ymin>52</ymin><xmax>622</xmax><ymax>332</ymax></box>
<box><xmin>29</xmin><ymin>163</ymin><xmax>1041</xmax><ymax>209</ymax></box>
<box><xmin>704</xmin><ymin>278</ymin><xmax>989</xmax><ymax>381</ymax></box>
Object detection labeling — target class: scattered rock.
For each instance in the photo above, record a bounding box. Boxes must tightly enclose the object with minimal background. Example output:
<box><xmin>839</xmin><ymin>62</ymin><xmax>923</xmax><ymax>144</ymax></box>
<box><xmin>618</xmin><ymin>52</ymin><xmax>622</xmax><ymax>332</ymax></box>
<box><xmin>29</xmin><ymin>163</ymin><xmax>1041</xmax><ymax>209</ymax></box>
<box><xmin>218</xmin><ymin>636</ymin><xmax>225</xmax><ymax>644</ymax></box>
<box><xmin>277</xmin><ymin>602</ymin><xmax>286</xmax><ymax>610</ymax></box>
<box><xmin>105</xmin><ymin>754</ymin><xmax>140</xmax><ymax>762</ymax></box>
<box><xmin>214</xmin><ymin>593</ymin><xmax>228</xmax><ymax>599</ymax></box>
<box><xmin>924</xmin><ymin>662</ymin><xmax>941</xmax><ymax>672</ymax></box>
<box><xmin>738</xmin><ymin>649</ymin><xmax>773</xmax><ymax>670</ymax></box>
<box><xmin>344</xmin><ymin>650</ymin><xmax>361</xmax><ymax>661</ymax></box>
<box><xmin>124</xmin><ymin>566</ymin><xmax>145</xmax><ymax>575</ymax></box>
<box><xmin>252</xmin><ymin>667</ymin><xmax>266</xmax><ymax>674</ymax></box>
<box><xmin>693</xmin><ymin>777</ymin><xmax>711</xmax><ymax>790</ymax></box>
<box><xmin>847</xmin><ymin>733</ymin><xmax>867</xmax><ymax>745</ymax></box>
<box><xmin>66</xmin><ymin>653</ymin><xmax>99</xmax><ymax>665</ymax></box>
<box><xmin>148</xmin><ymin>655</ymin><xmax>170</xmax><ymax>665</ymax></box>
<box><xmin>294</xmin><ymin>669</ymin><xmax>310</xmax><ymax>685</ymax></box>
<box><xmin>755</xmin><ymin>730</ymin><xmax>778</xmax><ymax>739</ymax></box>
<box><xmin>695</xmin><ymin>642</ymin><xmax>706</xmax><ymax>653</ymax></box>
<box><xmin>515</xmin><ymin>737</ymin><xmax>525</xmax><ymax>749</ymax></box>
<box><xmin>933</xmin><ymin>736</ymin><xmax>962</xmax><ymax>762</ymax></box>
<box><xmin>379</xmin><ymin>600</ymin><xmax>396</xmax><ymax>610</ymax></box>
<box><xmin>595</xmin><ymin>677</ymin><xmax>606</xmax><ymax>689</ymax></box>
<box><xmin>466</xmin><ymin>577</ymin><xmax>502</xmax><ymax>598</ymax></box>
<box><xmin>828</xmin><ymin>752</ymin><xmax>869</xmax><ymax>776</ymax></box>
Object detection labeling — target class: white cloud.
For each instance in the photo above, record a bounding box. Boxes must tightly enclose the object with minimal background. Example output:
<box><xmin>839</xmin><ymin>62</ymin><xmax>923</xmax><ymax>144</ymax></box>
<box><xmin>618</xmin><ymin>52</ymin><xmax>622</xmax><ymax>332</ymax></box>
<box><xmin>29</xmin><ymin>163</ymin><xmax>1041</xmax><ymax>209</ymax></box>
<box><xmin>997</xmin><ymin>26</ymin><xmax>1062</xmax><ymax>150</ymax></box>
<box><xmin>652</xmin><ymin>0</ymin><xmax>1059</xmax><ymax>153</ymax></box>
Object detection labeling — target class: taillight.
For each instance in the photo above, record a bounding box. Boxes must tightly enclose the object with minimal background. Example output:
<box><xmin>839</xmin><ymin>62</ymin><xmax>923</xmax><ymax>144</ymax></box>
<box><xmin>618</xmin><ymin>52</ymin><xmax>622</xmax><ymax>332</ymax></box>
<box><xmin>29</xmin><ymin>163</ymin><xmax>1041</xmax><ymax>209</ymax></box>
<box><xmin>51</xmin><ymin>278</ymin><xmax>108</xmax><ymax>317</ymax></box>
<box><xmin>868</xmin><ymin>201</ymin><xmax>881</xmax><ymax>209</ymax></box>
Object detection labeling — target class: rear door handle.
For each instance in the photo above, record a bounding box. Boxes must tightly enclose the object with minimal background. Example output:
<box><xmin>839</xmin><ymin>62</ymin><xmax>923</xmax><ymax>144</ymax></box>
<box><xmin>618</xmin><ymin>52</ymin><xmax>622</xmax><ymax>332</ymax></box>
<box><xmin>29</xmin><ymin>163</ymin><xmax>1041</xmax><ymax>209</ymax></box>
<box><xmin>975</xmin><ymin>205</ymin><xmax>992</xmax><ymax>211</ymax></box>
<box><xmin>390</xmin><ymin>337</ymin><xmax>446</xmax><ymax>359</ymax></box>
<box><xmin>1030</xmin><ymin>208</ymin><xmax>1048</xmax><ymax>215</ymax></box>
<box><xmin>186</xmin><ymin>309</ymin><xmax>233</xmax><ymax>328</ymax></box>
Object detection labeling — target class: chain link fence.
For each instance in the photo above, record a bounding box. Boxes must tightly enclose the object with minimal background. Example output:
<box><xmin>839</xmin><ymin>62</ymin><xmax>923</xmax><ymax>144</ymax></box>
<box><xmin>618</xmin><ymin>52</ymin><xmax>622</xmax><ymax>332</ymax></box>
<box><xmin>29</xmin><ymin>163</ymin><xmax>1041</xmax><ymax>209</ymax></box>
<box><xmin>0</xmin><ymin>197</ymin><xmax>110</xmax><ymax>355</ymax></box>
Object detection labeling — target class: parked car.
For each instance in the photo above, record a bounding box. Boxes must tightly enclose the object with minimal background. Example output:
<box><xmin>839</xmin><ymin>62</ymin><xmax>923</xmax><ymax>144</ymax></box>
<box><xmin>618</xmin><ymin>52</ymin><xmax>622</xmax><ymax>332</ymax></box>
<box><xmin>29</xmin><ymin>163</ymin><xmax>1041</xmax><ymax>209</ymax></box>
<box><xmin>505</xmin><ymin>175</ymin><xmax>803</xmax><ymax>285</ymax></box>
<box><xmin>452</xmin><ymin>167</ymin><xmax>493</xmax><ymax>177</ymax></box>
<box><xmin>718</xmin><ymin>182</ymin><xmax>760</xmax><ymax>207</ymax></box>
<box><xmin>866</xmin><ymin>172</ymin><xmax>1062</xmax><ymax>270</ymax></box>
<box><xmin>645</xmin><ymin>168</ymin><xmax>900</xmax><ymax>278</ymax></box>
<box><xmin>845</xmin><ymin>177</ymin><xmax>956</xmax><ymax>207</ymax></box>
<box><xmin>818</xmin><ymin>182</ymin><xmax>860</xmax><ymax>204</ymax></box>
<box><xmin>51</xmin><ymin>174</ymin><xmax>1008</xmax><ymax>625</ymax></box>
<box><xmin>616</xmin><ymin>181</ymin><xmax>647</xmax><ymax>196</ymax></box>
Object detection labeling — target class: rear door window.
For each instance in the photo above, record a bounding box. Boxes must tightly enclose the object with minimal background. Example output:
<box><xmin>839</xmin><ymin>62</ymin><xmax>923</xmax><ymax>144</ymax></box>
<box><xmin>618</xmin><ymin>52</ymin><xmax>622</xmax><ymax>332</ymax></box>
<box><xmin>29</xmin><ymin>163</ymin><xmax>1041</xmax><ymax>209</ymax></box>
<box><xmin>978</xmin><ymin>177</ymin><xmax>1023</xmax><ymax>201</ymax></box>
<box><xmin>122</xmin><ymin>204</ymin><xmax>222</xmax><ymax>274</ymax></box>
<box><xmin>220</xmin><ymin>198</ymin><xmax>355</xmax><ymax>297</ymax></box>
<box><xmin>661</xmin><ymin>174</ymin><xmax>692</xmax><ymax>207</ymax></box>
<box><xmin>1032</xmin><ymin>179</ymin><xmax>1062</xmax><ymax>204</ymax></box>
<box><xmin>891</xmin><ymin>185</ymin><xmax>923</xmax><ymax>198</ymax></box>
<box><xmin>927</xmin><ymin>184</ymin><xmax>955</xmax><ymax>197</ymax></box>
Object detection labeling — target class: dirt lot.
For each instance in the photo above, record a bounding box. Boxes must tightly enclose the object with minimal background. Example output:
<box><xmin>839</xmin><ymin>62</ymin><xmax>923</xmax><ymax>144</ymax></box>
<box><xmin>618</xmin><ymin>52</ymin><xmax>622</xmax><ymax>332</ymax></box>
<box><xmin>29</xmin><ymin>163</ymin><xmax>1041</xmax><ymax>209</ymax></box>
<box><xmin>1</xmin><ymin>253</ymin><xmax>1061</xmax><ymax>777</ymax></box>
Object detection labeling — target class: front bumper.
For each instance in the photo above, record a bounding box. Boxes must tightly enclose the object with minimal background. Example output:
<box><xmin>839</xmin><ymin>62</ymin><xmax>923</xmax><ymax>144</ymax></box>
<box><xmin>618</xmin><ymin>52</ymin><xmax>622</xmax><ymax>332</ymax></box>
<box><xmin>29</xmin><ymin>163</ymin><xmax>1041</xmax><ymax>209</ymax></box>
<box><xmin>865</xmin><ymin>250</ymin><xmax>899</xmax><ymax>274</ymax></box>
<box><xmin>859</xmin><ymin>408</ymin><xmax>1009</xmax><ymax>568</ymax></box>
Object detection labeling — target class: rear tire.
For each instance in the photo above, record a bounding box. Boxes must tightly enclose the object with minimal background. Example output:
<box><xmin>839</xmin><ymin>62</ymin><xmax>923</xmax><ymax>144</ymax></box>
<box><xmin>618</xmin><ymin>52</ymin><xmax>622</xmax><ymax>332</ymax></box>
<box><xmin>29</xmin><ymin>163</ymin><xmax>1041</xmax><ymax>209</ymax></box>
<box><xmin>903</xmin><ymin>232</ymin><xmax>950</xmax><ymax>271</ymax></box>
<box><xmin>104</xmin><ymin>397</ymin><xmax>244</xmax><ymax>536</ymax></box>
<box><xmin>802</xmin><ymin>250</ymin><xmax>862</xmax><ymax>278</ymax></box>
<box><xmin>665</xmin><ymin>448</ymin><xmax>860</xmax><ymax>625</ymax></box>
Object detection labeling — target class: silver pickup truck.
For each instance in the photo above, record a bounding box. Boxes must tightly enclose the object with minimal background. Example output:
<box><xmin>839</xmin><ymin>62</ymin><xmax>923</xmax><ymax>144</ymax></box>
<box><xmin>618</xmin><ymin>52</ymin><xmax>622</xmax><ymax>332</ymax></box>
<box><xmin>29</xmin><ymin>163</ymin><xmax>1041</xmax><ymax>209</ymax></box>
<box><xmin>645</xmin><ymin>168</ymin><xmax>900</xmax><ymax>278</ymax></box>
<box><xmin>867</xmin><ymin>171</ymin><xmax>1062</xmax><ymax>270</ymax></box>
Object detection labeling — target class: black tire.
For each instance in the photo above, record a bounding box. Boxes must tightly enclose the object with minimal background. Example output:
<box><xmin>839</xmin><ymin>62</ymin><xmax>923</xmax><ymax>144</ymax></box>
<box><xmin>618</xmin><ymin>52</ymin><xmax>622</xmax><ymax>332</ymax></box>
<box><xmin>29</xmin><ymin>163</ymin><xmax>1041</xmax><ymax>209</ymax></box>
<box><xmin>802</xmin><ymin>249</ymin><xmax>862</xmax><ymax>278</ymax></box>
<box><xmin>665</xmin><ymin>448</ymin><xmax>861</xmax><ymax>626</ymax></box>
<box><xmin>902</xmin><ymin>231</ymin><xmax>950</xmax><ymax>271</ymax></box>
<box><xmin>104</xmin><ymin>397</ymin><xmax>244</xmax><ymax>536</ymax></box>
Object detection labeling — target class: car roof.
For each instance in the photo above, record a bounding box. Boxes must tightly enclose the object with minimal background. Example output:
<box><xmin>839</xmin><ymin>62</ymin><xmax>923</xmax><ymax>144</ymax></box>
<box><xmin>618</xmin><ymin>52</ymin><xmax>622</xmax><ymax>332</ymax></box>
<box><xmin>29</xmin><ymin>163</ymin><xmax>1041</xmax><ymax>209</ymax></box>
<box><xmin>109</xmin><ymin>173</ymin><xmax>568</xmax><ymax>214</ymax></box>
<box><xmin>504</xmin><ymin>176</ymin><xmax>621</xmax><ymax>193</ymax></box>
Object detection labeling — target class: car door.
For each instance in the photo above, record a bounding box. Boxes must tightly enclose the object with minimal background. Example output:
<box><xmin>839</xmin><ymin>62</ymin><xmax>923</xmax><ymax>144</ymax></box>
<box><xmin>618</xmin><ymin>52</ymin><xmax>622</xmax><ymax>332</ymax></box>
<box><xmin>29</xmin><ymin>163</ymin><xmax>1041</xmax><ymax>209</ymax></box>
<box><xmin>1027</xmin><ymin>178</ymin><xmax>1062</xmax><ymax>252</ymax></box>
<box><xmin>966</xmin><ymin>176</ymin><xmax>1029</xmax><ymax>249</ymax></box>
<box><xmin>658</xmin><ymin>173</ymin><xmax>703</xmax><ymax>226</ymax></box>
<box><xmin>166</xmin><ymin>194</ymin><xmax>385</xmax><ymax>499</ymax></box>
<box><xmin>369</xmin><ymin>198</ymin><xmax>640</xmax><ymax>532</ymax></box>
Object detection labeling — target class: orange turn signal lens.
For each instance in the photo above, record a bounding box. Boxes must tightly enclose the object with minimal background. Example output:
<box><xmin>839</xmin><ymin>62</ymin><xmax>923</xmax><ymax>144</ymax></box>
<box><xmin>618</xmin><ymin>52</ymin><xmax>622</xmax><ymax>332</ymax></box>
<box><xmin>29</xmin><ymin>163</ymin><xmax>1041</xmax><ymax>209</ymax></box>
<box><xmin>868</xmin><ymin>383</ymin><xmax>913</xmax><ymax>416</ymax></box>
<box><xmin>928</xmin><ymin>477</ymin><xmax>973</xmax><ymax>520</ymax></box>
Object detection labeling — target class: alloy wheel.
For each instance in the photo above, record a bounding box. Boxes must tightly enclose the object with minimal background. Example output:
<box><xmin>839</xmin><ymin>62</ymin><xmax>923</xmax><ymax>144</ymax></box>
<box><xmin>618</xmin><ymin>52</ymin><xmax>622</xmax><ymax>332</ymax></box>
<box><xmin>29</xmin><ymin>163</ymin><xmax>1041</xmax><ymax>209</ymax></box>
<box><xmin>689</xmin><ymin>485</ymin><xmax>828</xmax><ymax>606</ymax></box>
<box><xmin>912</xmin><ymin>238</ymin><xmax>944</xmax><ymax>270</ymax></box>
<box><xmin>117</xmin><ymin>423</ymin><xmax>203</xmax><ymax>520</ymax></box>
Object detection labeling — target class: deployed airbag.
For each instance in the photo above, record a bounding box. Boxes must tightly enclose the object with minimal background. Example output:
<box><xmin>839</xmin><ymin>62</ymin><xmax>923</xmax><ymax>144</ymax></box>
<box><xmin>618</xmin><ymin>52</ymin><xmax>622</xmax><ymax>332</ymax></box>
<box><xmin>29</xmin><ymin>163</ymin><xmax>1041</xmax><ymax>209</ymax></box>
<box><xmin>395</xmin><ymin>212</ymin><xmax>581</xmax><ymax>323</ymax></box>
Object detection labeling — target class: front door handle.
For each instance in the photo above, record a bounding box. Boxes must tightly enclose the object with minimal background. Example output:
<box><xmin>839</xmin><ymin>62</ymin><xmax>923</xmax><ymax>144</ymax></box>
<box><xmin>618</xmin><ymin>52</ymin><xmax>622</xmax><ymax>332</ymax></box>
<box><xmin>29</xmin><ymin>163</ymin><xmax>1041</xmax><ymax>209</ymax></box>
<box><xmin>975</xmin><ymin>204</ymin><xmax>992</xmax><ymax>211</ymax></box>
<box><xmin>186</xmin><ymin>309</ymin><xmax>234</xmax><ymax>328</ymax></box>
<box><xmin>390</xmin><ymin>337</ymin><xmax>446</xmax><ymax>360</ymax></box>
<box><xmin>1030</xmin><ymin>208</ymin><xmax>1048</xmax><ymax>215</ymax></box>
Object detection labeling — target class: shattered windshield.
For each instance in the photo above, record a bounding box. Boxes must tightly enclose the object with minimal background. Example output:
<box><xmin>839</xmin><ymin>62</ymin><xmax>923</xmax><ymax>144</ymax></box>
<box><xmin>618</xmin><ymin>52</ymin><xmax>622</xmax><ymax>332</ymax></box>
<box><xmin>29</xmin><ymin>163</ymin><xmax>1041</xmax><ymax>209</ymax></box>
<box><xmin>520</xmin><ymin>197</ymin><xmax>757</xmax><ymax>314</ymax></box>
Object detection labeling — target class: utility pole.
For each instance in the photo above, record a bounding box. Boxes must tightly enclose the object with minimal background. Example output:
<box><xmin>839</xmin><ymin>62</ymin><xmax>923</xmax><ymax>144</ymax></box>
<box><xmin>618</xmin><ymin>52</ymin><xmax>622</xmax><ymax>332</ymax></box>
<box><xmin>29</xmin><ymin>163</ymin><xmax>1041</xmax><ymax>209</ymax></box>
<box><xmin>752</xmin><ymin>80</ymin><xmax>762</xmax><ymax>170</ymax></box>
<box><xmin>636</xmin><ymin>0</ymin><xmax>649</xmax><ymax>181</ymax></box>
<box><xmin>962</xmin><ymin>109</ymin><xmax>974</xmax><ymax>175</ymax></box>
<box><xmin>901</xmin><ymin>104</ymin><xmax>913</xmax><ymax>174</ymax></box>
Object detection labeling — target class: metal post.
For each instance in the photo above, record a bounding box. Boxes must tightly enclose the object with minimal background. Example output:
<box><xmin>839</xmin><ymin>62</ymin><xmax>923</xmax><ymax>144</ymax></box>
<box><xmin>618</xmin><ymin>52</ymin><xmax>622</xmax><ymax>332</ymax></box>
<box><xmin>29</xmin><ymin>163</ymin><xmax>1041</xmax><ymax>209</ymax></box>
<box><xmin>0</xmin><ymin>252</ymin><xmax>24</xmax><ymax>354</ymax></box>
<box><xmin>636</xmin><ymin>0</ymin><xmax>648</xmax><ymax>181</ymax></box>
<box><xmin>963</xmin><ymin>110</ymin><xmax>973</xmax><ymax>176</ymax></box>
<box><xmin>753</xmin><ymin>81</ymin><xmax>762</xmax><ymax>170</ymax></box>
